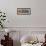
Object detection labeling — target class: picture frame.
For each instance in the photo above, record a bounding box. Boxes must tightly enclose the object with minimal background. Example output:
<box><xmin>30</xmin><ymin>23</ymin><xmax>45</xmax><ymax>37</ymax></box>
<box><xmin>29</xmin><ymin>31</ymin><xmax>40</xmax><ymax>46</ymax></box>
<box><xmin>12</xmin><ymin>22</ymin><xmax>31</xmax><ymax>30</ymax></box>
<box><xmin>17</xmin><ymin>8</ymin><xmax>31</xmax><ymax>15</ymax></box>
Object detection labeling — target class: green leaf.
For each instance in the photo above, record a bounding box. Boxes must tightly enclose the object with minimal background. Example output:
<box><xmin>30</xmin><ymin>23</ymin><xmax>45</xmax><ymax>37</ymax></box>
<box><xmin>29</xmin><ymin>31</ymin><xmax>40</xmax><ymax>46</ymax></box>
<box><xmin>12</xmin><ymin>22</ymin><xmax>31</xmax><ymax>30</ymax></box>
<box><xmin>1</xmin><ymin>19</ymin><xmax>6</xmax><ymax>21</ymax></box>
<box><xmin>4</xmin><ymin>13</ymin><xmax>5</xmax><ymax>15</ymax></box>
<box><xmin>3</xmin><ymin>16</ymin><xmax>6</xmax><ymax>17</ymax></box>
<box><xmin>0</xmin><ymin>21</ymin><xmax>1</xmax><ymax>23</ymax></box>
<box><xmin>0</xmin><ymin>12</ymin><xmax>2</xmax><ymax>13</ymax></box>
<box><xmin>1</xmin><ymin>25</ymin><xmax>3</xmax><ymax>28</ymax></box>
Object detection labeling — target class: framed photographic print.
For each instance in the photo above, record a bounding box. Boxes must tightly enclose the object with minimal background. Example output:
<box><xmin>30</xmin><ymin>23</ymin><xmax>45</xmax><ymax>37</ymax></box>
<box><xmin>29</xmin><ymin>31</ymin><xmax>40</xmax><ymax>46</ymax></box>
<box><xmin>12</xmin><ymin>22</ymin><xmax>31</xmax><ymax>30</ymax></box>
<box><xmin>17</xmin><ymin>8</ymin><xmax>31</xmax><ymax>15</ymax></box>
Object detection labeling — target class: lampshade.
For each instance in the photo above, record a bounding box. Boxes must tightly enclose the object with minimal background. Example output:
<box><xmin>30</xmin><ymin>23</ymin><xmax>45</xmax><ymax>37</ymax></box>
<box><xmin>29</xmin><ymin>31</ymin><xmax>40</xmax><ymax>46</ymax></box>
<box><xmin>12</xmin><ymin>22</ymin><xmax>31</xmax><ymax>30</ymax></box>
<box><xmin>5</xmin><ymin>29</ymin><xmax>10</xmax><ymax>33</ymax></box>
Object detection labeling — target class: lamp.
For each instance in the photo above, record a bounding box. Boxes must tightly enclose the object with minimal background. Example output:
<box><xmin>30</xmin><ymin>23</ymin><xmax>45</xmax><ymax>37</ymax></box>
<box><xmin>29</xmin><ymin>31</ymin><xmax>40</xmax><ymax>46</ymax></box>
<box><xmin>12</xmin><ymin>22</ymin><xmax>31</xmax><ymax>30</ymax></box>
<box><xmin>5</xmin><ymin>29</ymin><xmax>10</xmax><ymax>37</ymax></box>
<box><xmin>5</xmin><ymin>29</ymin><xmax>9</xmax><ymax>33</ymax></box>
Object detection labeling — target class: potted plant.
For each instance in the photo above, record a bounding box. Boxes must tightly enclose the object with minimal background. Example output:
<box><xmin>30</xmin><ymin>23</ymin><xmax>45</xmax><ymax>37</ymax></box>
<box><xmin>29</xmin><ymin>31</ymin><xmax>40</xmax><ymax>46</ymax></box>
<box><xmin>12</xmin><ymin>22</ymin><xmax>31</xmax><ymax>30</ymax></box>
<box><xmin>0</xmin><ymin>10</ymin><xmax>6</xmax><ymax>28</ymax></box>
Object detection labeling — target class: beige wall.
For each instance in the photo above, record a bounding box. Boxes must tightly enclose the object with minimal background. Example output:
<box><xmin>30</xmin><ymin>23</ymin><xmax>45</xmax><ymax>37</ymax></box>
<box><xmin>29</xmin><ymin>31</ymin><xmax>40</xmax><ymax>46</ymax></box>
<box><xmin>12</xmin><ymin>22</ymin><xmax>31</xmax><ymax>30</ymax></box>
<box><xmin>0</xmin><ymin>0</ymin><xmax>46</xmax><ymax>27</ymax></box>
<box><xmin>0</xmin><ymin>1</ymin><xmax>46</xmax><ymax>46</ymax></box>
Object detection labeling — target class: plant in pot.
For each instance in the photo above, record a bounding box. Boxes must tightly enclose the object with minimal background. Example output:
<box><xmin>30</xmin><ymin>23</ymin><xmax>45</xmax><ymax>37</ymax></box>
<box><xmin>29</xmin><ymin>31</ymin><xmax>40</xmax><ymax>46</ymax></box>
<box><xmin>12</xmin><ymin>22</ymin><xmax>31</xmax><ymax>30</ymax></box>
<box><xmin>0</xmin><ymin>10</ymin><xmax>6</xmax><ymax>29</ymax></box>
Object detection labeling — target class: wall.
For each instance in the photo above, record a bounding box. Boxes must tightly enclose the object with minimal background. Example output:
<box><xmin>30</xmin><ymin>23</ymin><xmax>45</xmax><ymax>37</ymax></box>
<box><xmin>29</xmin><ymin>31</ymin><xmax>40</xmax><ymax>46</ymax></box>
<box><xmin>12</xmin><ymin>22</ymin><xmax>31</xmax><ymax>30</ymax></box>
<box><xmin>15</xmin><ymin>0</ymin><xmax>46</xmax><ymax>27</ymax></box>
<box><xmin>0</xmin><ymin>0</ymin><xmax>46</xmax><ymax>46</ymax></box>
<box><xmin>0</xmin><ymin>0</ymin><xmax>46</xmax><ymax>27</ymax></box>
